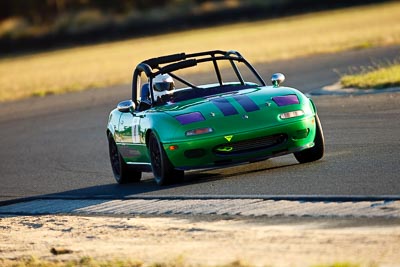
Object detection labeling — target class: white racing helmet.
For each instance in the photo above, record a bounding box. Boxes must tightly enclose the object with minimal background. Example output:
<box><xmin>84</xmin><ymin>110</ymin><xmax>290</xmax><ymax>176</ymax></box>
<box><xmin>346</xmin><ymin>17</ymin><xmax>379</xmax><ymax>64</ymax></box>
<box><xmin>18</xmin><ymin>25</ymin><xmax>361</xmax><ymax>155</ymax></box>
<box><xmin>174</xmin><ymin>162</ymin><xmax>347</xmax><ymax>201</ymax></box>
<box><xmin>152</xmin><ymin>74</ymin><xmax>175</xmax><ymax>100</ymax></box>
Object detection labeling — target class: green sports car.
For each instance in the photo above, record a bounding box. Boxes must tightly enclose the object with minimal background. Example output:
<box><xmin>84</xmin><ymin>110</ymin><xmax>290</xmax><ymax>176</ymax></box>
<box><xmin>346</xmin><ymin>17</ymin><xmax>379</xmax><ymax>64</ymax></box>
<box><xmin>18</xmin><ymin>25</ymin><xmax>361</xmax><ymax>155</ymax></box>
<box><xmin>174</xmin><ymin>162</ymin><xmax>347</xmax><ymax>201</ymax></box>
<box><xmin>107</xmin><ymin>50</ymin><xmax>324</xmax><ymax>185</ymax></box>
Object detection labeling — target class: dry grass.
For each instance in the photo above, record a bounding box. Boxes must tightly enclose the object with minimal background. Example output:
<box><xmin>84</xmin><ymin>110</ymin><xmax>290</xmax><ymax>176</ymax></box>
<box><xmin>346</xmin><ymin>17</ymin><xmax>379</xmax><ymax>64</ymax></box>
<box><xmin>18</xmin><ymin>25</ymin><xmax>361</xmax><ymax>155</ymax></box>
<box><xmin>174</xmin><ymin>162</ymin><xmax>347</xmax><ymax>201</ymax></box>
<box><xmin>0</xmin><ymin>257</ymin><xmax>251</xmax><ymax>267</ymax></box>
<box><xmin>340</xmin><ymin>63</ymin><xmax>400</xmax><ymax>89</ymax></box>
<box><xmin>0</xmin><ymin>256</ymin><xmax>143</xmax><ymax>267</ymax></box>
<box><xmin>1</xmin><ymin>2</ymin><xmax>400</xmax><ymax>102</ymax></box>
<box><xmin>0</xmin><ymin>257</ymin><xmax>367</xmax><ymax>267</ymax></box>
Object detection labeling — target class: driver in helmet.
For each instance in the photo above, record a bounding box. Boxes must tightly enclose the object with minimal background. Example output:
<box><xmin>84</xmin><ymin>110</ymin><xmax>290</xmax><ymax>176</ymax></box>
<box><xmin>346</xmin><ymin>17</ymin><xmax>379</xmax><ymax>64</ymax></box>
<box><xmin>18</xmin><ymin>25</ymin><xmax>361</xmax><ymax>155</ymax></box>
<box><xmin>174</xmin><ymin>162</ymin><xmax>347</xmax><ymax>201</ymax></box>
<box><xmin>152</xmin><ymin>74</ymin><xmax>175</xmax><ymax>105</ymax></box>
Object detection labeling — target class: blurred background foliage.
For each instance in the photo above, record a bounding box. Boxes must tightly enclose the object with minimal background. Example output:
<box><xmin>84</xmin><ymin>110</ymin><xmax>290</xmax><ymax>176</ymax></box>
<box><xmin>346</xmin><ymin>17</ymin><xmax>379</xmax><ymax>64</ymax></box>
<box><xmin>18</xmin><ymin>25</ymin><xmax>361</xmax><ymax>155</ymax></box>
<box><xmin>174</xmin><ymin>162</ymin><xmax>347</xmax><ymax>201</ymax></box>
<box><xmin>0</xmin><ymin>0</ymin><xmax>392</xmax><ymax>54</ymax></box>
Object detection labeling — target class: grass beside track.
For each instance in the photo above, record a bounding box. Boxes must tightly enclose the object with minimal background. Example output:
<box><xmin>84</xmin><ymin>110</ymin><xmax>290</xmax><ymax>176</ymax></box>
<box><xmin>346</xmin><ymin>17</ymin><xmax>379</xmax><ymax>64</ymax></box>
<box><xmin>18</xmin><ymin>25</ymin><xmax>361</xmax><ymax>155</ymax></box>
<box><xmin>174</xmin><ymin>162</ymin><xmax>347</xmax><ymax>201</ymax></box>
<box><xmin>0</xmin><ymin>257</ymin><xmax>367</xmax><ymax>267</ymax></box>
<box><xmin>1</xmin><ymin>2</ymin><xmax>400</xmax><ymax>102</ymax></box>
<box><xmin>340</xmin><ymin>63</ymin><xmax>400</xmax><ymax>89</ymax></box>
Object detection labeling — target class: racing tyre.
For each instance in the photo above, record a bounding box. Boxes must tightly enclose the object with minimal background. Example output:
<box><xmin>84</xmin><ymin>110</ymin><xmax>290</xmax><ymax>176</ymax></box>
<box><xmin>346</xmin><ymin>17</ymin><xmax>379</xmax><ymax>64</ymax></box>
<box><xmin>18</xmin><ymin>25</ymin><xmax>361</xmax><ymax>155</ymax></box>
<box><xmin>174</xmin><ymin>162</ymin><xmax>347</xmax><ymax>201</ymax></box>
<box><xmin>108</xmin><ymin>134</ymin><xmax>142</xmax><ymax>184</ymax></box>
<box><xmin>148</xmin><ymin>132</ymin><xmax>184</xmax><ymax>185</ymax></box>
<box><xmin>294</xmin><ymin>114</ymin><xmax>324</xmax><ymax>163</ymax></box>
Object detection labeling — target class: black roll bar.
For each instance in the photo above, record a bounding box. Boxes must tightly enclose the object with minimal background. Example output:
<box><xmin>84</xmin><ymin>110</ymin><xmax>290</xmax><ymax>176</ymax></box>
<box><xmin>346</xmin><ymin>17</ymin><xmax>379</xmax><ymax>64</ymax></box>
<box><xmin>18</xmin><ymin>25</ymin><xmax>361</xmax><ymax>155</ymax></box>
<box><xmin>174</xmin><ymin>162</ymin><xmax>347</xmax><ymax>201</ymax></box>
<box><xmin>143</xmin><ymin>53</ymin><xmax>186</xmax><ymax>68</ymax></box>
<box><xmin>131</xmin><ymin>50</ymin><xmax>267</xmax><ymax>105</ymax></box>
<box><xmin>131</xmin><ymin>63</ymin><xmax>153</xmax><ymax>103</ymax></box>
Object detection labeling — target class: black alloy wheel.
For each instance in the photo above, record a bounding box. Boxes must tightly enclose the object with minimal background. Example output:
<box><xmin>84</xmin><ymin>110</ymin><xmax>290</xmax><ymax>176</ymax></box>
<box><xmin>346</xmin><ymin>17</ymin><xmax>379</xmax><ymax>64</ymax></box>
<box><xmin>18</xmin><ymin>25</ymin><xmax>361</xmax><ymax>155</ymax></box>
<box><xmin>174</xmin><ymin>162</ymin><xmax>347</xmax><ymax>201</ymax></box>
<box><xmin>108</xmin><ymin>134</ymin><xmax>142</xmax><ymax>184</ymax></box>
<box><xmin>148</xmin><ymin>132</ymin><xmax>183</xmax><ymax>185</ymax></box>
<box><xmin>294</xmin><ymin>114</ymin><xmax>325</xmax><ymax>163</ymax></box>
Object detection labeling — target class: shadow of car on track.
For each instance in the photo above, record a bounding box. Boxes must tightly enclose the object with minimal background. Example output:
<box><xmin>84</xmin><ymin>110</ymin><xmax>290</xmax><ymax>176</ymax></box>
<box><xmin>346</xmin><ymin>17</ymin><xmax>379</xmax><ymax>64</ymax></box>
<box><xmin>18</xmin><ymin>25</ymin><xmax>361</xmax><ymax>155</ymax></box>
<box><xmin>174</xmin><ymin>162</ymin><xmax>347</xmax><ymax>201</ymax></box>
<box><xmin>43</xmin><ymin>160</ymin><xmax>302</xmax><ymax>200</ymax></box>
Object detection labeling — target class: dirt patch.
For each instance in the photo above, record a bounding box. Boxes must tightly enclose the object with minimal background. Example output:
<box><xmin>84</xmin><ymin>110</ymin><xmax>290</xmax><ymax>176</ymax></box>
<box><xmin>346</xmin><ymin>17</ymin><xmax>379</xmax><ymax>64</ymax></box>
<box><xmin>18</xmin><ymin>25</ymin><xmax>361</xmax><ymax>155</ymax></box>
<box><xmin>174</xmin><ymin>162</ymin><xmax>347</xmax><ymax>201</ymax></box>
<box><xmin>1</xmin><ymin>215</ymin><xmax>400</xmax><ymax>266</ymax></box>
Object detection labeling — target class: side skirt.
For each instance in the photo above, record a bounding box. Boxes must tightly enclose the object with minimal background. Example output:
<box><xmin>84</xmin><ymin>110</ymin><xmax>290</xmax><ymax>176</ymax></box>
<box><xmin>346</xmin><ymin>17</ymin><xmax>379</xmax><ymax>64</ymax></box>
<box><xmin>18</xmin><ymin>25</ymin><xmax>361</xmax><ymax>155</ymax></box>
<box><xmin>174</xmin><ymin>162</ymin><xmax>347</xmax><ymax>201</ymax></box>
<box><xmin>126</xmin><ymin>162</ymin><xmax>153</xmax><ymax>172</ymax></box>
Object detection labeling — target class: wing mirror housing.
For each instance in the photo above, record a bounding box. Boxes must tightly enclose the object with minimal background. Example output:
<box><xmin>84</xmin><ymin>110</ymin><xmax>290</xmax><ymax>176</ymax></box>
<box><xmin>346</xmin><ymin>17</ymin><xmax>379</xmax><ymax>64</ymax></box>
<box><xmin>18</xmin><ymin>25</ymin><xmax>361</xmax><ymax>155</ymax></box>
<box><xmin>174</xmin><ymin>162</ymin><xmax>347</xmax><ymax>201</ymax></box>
<box><xmin>271</xmin><ymin>73</ymin><xmax>285</xmax><ymax>87</ymax></box>
<box><xmin>117</xmin><ymin>100</ymin><xmax>136</xmax><ymax>113</ymax></box>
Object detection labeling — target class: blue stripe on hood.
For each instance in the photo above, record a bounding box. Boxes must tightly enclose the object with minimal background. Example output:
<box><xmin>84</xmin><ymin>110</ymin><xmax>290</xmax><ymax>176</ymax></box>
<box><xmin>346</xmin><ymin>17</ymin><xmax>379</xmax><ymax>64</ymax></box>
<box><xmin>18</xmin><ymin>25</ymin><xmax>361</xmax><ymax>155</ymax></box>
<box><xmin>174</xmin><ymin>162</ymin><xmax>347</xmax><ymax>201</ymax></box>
<box><xmin>211</xmin><ymin>98</ymin><xmax>238</xmax><ymax>116</ymax></box>
<box><xmin>232</xmin><ymin>95</ymin><xmax>260</xmax><ymax>112</ymax></box>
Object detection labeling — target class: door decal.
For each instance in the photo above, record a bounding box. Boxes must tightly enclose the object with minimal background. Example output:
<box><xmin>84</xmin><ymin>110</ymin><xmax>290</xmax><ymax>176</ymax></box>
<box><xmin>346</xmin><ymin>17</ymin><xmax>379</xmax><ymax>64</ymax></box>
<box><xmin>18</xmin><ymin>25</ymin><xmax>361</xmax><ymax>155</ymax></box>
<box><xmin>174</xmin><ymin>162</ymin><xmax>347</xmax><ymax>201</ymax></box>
<box><xmin>132</xmin><ymin>117</ymin><xmax>140</xmax><ymax>143</ymax></box>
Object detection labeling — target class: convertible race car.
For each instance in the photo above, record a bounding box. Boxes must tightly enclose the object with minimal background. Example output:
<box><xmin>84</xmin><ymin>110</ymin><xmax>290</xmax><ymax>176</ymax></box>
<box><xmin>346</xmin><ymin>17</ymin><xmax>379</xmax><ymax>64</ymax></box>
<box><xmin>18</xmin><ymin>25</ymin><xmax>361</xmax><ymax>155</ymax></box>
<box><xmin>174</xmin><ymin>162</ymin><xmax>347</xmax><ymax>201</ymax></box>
<box><xmin>107</xmin><ymin>50</ymin><xmax>324</xmax><ymax>185</ymax></box>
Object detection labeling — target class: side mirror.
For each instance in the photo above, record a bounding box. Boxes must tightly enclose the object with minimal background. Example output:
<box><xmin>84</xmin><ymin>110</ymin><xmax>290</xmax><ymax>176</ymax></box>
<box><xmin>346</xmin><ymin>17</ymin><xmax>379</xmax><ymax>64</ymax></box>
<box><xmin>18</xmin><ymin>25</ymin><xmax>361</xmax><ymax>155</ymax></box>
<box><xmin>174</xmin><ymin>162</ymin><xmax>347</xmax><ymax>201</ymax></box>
<box><xmin>271</xmin><ymin>73</ymin><xmax>285</xmax><ymax>87</ymax></box>
<box><xmin>117</xmin><ymin>100</ymin><xmax>135</xmax><ymax>113</ymax></box>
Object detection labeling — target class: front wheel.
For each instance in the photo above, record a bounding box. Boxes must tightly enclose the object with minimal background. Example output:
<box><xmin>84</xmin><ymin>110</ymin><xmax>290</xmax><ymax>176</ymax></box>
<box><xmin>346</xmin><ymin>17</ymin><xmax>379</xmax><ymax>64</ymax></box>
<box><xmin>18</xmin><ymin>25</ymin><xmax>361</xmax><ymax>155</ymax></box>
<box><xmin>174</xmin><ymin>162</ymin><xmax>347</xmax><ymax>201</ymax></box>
<box><xmin>148</xmin><ymin>132</ymin><xmax>184</xmax><ymax>185</ymax></box>
<box><xmin>108</xmin><ymin>134</ymin><xmax>142</xmax><ymax>184</ymax></box>
<box><xmin>294</xmin><ymin>114</ymin><xmax>325</xmax><ymax>163</ymax></box>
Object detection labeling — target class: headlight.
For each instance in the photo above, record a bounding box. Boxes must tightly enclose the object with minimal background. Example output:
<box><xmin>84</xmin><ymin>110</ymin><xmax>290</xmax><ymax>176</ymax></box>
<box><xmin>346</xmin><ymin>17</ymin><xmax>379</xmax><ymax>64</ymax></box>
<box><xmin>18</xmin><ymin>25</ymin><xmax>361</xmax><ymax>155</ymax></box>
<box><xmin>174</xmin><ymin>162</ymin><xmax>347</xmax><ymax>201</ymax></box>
<box><xmin>175</xmin><ymin>112</ymin><xmax>205</xmax><ymax>125</ymax></box>
<box><xmin>279</xmin><ymin>110</ymin><xmax>304</xmax><ymax>119</ymax></box>
<box><xmin>186</xmin><ymin>128</ymin><xmax>213</xmax><ymax>136</ymax></box>
<box><xmin>272</xmin><ymin>95</ymin><xmax>299</xmax><ymax>106</ymax></box>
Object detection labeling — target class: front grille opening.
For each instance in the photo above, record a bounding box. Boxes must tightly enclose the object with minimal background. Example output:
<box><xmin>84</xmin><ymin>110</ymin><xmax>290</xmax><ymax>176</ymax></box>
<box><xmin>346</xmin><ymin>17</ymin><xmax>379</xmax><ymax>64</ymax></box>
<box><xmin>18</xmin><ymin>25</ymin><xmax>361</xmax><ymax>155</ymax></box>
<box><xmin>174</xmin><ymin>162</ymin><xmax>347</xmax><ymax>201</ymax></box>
<box><xmin>213</xmin><ymin>134</ymin><xmax>287</xmax><ymax>156</ymax></box>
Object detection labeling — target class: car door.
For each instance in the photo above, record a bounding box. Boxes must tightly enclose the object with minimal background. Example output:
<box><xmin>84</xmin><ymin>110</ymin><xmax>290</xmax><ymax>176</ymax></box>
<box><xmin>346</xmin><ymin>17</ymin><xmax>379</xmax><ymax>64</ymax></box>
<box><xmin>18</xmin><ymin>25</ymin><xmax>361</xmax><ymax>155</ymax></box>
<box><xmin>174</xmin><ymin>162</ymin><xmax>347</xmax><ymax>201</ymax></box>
<box><xmin>117</xmin><ymin>111</ymin><xmax>150</xmax><ymax>163</ymax></box>
<box><xmin>118</xmin><ymin>112</ymin><xmax>139</xmax><ymax>143</ymax></box>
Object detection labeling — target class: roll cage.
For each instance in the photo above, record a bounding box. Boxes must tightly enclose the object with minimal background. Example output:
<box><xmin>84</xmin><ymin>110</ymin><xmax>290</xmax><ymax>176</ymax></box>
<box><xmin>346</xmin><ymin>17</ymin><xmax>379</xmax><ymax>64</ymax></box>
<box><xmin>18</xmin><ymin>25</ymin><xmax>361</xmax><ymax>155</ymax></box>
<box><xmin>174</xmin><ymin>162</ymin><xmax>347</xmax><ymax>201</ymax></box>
<box><xmin>131</xmin><ymin>50</ymin><xmax>266</xmax><ymax>108</ymax></box>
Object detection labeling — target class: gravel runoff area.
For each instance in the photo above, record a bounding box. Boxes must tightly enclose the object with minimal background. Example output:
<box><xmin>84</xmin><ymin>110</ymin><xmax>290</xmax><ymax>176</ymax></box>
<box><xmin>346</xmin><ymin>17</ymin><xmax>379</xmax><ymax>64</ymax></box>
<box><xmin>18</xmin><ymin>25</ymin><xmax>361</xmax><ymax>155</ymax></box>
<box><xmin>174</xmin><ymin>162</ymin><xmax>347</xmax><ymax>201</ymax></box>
<box><xmin>1</xmin><ymin>198</ymin><xmax>400</xmax><ymax>267</ymax></box>
<box><xmin>0</xmin><ymin>214</ymin><xmax>400</xmax><ymax>267</ymax></box>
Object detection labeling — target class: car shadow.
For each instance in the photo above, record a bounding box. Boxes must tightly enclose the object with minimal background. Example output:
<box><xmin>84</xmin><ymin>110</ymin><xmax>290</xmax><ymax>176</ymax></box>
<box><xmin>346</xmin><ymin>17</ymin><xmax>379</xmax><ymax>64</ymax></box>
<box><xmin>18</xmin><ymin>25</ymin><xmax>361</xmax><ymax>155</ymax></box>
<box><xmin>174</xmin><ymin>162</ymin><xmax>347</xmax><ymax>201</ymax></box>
<box><xmin>0</xmin><ymin>158</ymin><xmax>304</xmax><ymax>208</ymax></box>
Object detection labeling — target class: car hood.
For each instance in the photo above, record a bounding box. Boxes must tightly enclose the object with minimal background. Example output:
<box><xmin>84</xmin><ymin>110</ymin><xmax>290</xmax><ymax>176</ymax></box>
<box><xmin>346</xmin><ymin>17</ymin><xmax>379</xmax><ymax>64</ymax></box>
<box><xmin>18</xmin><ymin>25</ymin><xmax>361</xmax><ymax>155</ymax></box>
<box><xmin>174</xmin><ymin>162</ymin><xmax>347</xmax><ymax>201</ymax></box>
<box><xmin>152</xmin><ymin>86</ymin><xmax>314</xmax><ymax>139</ymax></box>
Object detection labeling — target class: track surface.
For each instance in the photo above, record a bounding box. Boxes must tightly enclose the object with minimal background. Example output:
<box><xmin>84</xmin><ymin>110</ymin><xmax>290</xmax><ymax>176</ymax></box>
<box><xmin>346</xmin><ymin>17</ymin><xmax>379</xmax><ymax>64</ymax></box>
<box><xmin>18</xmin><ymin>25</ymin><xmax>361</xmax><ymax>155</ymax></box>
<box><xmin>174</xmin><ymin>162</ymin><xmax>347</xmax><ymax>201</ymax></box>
<box><xmin>1</xmin><ymin>46</ymin><xmax>399</xmax><ymax>203</ymax></box>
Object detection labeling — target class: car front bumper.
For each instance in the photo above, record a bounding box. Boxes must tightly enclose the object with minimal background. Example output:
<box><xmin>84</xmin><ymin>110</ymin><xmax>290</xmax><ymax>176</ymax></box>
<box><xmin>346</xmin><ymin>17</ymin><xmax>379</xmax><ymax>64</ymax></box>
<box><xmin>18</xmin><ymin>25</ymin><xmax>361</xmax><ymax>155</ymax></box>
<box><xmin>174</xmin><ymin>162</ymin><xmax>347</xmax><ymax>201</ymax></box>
<box><xmin>163</xmin><ymin>116</ymin><xmax>316</xmax><ymax>170</ymax></box>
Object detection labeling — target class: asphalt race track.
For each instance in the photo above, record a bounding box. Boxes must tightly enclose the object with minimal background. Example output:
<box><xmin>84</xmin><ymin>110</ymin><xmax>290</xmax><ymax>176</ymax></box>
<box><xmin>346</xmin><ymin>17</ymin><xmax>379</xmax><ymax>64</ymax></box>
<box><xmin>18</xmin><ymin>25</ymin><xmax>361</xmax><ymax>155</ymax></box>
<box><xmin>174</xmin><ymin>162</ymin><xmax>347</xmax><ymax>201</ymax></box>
<box><xmin>0</xmin><ymin>46</ymin><xmax>399</xmax><ymax>204</ymax></box>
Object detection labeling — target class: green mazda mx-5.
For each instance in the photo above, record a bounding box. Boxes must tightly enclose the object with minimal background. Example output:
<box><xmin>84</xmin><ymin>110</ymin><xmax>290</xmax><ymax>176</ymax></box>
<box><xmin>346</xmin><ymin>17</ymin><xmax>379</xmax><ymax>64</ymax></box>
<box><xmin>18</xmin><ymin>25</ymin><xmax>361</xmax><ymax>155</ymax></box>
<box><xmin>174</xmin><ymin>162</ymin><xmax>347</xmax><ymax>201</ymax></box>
<box><xmin>106</xmin><ymin>50</ymin><xmax>324</xmax><ymax>185</ymax></box>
